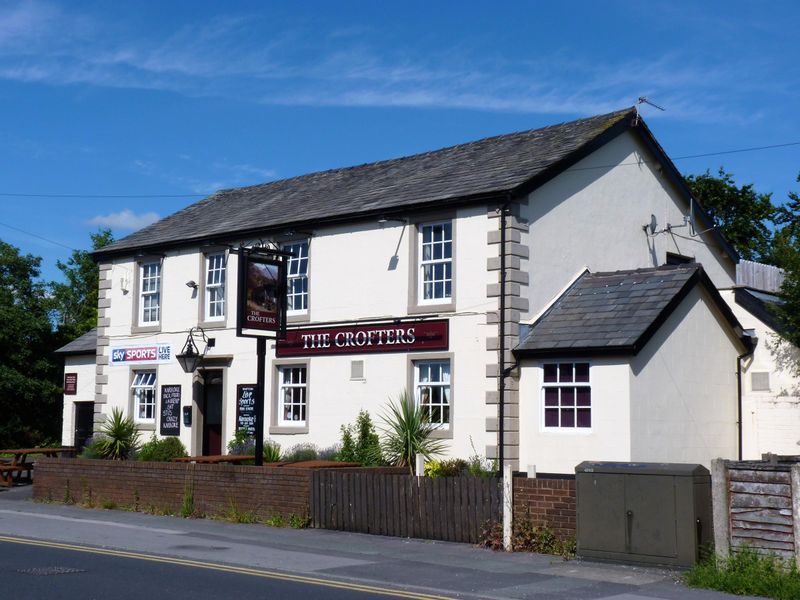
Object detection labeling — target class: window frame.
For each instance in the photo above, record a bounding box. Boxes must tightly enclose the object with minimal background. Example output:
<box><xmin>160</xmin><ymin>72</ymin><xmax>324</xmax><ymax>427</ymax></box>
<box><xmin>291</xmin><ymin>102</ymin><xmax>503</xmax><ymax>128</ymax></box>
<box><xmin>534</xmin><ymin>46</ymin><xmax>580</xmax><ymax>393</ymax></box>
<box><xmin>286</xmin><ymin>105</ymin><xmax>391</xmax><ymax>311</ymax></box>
<box><xmin>418</xmin><ymin>221</ymin><xmax>453</xmax><ymax>305</ymax></box>
<box><xmin>540</xmin><ymin>361</ymin><xmax>592</xmax><ymax>433</ymax></box>
<box><xmin>282</xmin><ymin>240</ymin><xmax>310</xmax><ymax>321</ymax></box>
<box><xmin>407</xmin><ymin>216</ymin><xmax>456</xmax><ymax>315</ymax></box>
<box><xmin>407</xmin><ymin>352</ymin><xmax>454</xmax><ymax>439</ymax></box>
<box><xmin>200</xmin><ymin>250</ymin><xmax>227</xmax><ymax>327</ymax></box>
<box><xmin>414</xmin><ymin>359</ymin><xmax>451</xmax><ymax>431</ymax></box>
<box><xmin>131</xmin><ymin>370</ymin><xmax>157</xmax><ymax>426</ymax></box>
<box><xmin>270</xmin><ymin>360</ymin><xmax>309</xmax><ymax>434</ymax></box>
<box><xmin>132</xmin><ymin>257</ymin><xmax>163</xmax><ymax>334</ymax></box>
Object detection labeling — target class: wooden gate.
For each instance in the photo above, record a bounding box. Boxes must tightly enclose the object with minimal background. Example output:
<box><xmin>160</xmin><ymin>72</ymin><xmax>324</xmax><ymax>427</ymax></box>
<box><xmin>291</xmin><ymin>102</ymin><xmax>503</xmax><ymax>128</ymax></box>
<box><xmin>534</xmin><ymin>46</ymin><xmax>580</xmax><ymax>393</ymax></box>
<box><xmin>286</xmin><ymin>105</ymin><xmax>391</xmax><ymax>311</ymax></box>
<box><xmin>311</xmin><ymin>470</ymin><xmax>501</xmax><ymax>543</ymax></box>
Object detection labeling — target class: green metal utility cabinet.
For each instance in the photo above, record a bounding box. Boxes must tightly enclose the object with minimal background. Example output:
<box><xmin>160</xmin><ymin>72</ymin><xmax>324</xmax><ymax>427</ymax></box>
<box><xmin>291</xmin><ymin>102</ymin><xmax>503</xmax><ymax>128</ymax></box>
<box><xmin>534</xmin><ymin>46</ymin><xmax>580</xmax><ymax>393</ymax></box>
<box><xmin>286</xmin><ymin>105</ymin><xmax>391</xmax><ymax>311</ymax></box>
<box><xmin>575</xmin><ymin>462</ymin><xmax>712</xmax><ymax>567</ymax></box>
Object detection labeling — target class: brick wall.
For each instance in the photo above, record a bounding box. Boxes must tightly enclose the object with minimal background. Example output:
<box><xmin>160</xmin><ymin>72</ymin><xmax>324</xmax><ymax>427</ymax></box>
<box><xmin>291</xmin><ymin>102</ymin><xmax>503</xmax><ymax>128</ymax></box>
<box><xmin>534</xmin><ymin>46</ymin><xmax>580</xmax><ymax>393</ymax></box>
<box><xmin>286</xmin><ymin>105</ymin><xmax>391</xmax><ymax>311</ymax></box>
<box><xmin>33</xmin><ymin>458</ymin><xmax>312</xmax><ymax>519</ymax></box>
<box><xmin>513</xmin><ymin>477</ymin><xmax>576</xmax><ymax>539</ymax></box>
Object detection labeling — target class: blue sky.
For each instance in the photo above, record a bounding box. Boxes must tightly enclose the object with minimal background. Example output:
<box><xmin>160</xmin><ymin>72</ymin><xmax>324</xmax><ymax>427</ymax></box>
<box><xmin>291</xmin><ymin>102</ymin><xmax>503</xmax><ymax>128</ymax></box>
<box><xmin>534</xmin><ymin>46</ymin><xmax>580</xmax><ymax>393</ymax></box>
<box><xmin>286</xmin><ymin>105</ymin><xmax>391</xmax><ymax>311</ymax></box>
<box><xmin>1</xmin><ymin>0</ymin><xmax>798</xmax><ymax>281</ymax></box>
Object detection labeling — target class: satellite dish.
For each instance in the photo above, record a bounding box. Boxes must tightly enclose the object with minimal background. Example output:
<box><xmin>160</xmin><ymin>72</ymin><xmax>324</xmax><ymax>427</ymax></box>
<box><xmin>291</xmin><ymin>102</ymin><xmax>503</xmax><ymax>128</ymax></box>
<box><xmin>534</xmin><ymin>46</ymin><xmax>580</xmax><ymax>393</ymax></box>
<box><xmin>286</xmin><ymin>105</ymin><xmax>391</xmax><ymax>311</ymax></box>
<box><xmin>649</xmin><ymin>214</ymin><xmax>658</xmax><ymax>235</ymax></box>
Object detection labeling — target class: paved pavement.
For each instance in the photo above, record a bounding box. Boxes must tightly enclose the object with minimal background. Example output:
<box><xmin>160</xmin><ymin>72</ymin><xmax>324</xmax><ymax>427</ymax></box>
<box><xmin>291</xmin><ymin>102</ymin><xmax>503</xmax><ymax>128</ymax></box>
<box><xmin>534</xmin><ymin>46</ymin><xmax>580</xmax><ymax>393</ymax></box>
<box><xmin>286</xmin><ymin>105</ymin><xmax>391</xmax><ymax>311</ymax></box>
<box><xmin>0</xmin><ymin>484</ymin><xmax>758</xmax><ymax>600</ymax></box>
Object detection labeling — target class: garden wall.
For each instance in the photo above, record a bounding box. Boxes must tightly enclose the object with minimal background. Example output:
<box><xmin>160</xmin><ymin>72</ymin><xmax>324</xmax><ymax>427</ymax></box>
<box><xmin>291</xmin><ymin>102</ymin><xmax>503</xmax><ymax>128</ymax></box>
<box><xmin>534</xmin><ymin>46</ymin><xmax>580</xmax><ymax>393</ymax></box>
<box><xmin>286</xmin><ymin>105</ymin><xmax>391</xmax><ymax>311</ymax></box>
<box><xmin>513</xmin><ymin>476</ymin><xmax>576</xmax><ymax>539</ymax></box>
<box><xmin>33</xmin><ymin>458</ymin><xmax>312</xmax><ymax>519</ymax></box>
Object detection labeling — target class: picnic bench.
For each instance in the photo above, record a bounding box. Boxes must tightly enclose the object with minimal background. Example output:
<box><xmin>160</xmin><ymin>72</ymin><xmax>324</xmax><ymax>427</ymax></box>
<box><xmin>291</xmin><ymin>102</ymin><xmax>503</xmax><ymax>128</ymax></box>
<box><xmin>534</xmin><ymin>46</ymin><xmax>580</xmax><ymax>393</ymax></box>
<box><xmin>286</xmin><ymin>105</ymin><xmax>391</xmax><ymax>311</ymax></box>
<box><xmin>0</xmin><ymin>447</ymin><xmax>75</xmax><ymax>487</ymax></box>
<box><xmin>171</xmin><ymin>454</ymin><xmax>256</xmax><ymax>464</ymax></box>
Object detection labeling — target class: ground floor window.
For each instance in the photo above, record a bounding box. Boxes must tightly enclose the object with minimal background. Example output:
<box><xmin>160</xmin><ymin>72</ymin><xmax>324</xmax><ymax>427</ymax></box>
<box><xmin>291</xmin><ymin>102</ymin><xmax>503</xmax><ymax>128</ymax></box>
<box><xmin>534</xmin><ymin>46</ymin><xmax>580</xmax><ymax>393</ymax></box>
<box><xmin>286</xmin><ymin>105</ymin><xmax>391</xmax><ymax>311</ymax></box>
<box><xmin>414</xmin><ymin>360</ymin><xmax>451</xmax><ymax>428</ymax></box>
<box><xmin>131</xmin><ymin>370</ymin><xmax>157</xmax><ymax>423</ymax></box>
<box><xmin>278</xmin><ymin>365</ymin><xmax>307</xmax><ymax>426</ymax></box>
<box><xmin>542</xmin><ymin>362</ymin><xmax>591</xmax><ymax>429</ymax></box>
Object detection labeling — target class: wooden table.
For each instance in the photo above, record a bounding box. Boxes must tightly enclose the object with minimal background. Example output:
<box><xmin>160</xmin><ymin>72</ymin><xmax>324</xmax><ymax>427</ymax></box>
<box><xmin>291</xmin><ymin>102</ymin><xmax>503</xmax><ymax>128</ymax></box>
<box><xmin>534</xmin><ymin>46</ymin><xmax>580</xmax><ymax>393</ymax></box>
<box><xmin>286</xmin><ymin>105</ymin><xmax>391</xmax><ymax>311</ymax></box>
<box><xmin>0</xmin><ymin>447</ymin><xmax>75</xmax><ymax>487</ymax></box>
<box><xmin>171</xmin><ymin>454</ymin><xmax>256</xmax><ymax>464</ymax></box>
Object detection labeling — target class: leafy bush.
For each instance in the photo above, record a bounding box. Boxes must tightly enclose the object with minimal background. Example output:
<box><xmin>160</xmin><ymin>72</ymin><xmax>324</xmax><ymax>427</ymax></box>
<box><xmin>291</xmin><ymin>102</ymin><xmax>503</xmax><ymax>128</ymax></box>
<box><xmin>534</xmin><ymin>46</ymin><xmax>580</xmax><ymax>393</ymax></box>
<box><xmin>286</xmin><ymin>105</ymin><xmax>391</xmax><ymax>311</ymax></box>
<box><xmin>227</xmin><ymin>429</ymin><xmax>256</xmax><ymax>455</ymax></box>
<box><xmin>228</xmin><ymin>429</ymin><xmax>282</xmax><ymax>462</ymax></box>
<box><xmin>338</xmin><ymin>410</ymin><xmax>384</xmax><ymax>466</ymax></box>
<box><xmin>318</xmin><ymin>444</ymin><xmax>340</xmax><ymax>461</ymax></box>
<box><xmin>425</xmin><ymin>458</ymin><xmax>468</xmax><ymax>477</ymax></box>
<box><xmin>379</xmin><ymin>391</ymin><xmax>446</xmax><ymax>474</ymax></box>
<box><xmin>283</xmin><ymin>443</ymin><xmax>318</xmax><ymax>463</ymax></box>
<box><xmin>467</xmin><ymin>436</ymin><xmax>496</xmax><ymax>477</ymax></box>
<box><xmin>79</xmin><ymin>437</ymin><xmax>103</xmax><ymax>459</ymax></box>
<box><xmin>137</xmin><ymin>434</ymin><xmax>188</xmax><ymax>462</ymax></box>
<box><xmin>94</xmin><ymin>408</ymin><xmax>140</xmax><ymax>460</ymax></box>
<box><xmin>687</xmin><ymin>546</ymin><xmax>800</xmax><ymax>600</ymax></box>
<box><xmin>477</xmin><ymin>520</ymin><xmax>575</xmax><ymax>559</ymax></box>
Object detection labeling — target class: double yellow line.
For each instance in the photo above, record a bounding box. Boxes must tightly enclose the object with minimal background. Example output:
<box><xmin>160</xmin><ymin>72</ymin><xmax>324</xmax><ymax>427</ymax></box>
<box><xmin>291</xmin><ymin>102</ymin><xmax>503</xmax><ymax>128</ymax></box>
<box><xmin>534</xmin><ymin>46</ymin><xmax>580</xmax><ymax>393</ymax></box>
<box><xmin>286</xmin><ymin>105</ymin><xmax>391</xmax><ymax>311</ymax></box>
<box><xmin>0</xmin><ymin>535</ymin><xmax>452</xmax><ymax>599</ymax></box>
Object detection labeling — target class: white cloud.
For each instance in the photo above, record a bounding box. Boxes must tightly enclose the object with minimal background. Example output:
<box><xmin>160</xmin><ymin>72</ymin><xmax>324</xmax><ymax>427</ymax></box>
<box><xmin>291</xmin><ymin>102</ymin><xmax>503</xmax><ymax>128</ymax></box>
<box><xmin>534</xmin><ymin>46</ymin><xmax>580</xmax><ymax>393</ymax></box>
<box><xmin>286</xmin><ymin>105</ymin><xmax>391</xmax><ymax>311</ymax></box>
<box><xmin>0</xmin><ymin>1</ymin><xmax>790</xmax><ymax>124</ymax></box>
<box><xmin>88</xmin><ymin>209</ymin><xmax>160</xmax><ymax>231</ymax></box>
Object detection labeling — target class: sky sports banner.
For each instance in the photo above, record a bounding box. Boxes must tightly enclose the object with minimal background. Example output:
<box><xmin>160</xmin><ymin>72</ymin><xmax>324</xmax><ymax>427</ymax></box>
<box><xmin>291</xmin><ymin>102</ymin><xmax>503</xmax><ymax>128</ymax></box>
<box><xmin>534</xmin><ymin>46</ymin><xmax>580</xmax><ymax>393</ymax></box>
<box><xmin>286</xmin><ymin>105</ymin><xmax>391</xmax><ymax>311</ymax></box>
<box><xmin>237</xmin><ymin>251</ymin><xmax>287</xmax><ymax>338</ymax></box>
<box><xmin>111</xmin><ymin>343</ymin><xmax>172</xmax><ymax>366</ymax></box>
<box><xmin>276</xmin><ymin>319</ymin><xmax>449</xmax><ymax>357</ymax></box>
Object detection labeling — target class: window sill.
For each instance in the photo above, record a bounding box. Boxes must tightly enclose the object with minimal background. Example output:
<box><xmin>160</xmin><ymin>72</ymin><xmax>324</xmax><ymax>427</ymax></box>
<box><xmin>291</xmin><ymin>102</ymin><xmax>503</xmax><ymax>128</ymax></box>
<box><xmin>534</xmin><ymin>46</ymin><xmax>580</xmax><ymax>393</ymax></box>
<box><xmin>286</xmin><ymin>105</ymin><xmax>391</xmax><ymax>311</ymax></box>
<box><xmin>287</xmin><ymin>312</ymin><xmax>310</xmax><ymax>324</ymax></box>
<box><xmin>407</xmin><ymin>301</ymin><xmax>455</xmax><ymax>315</ymax></box>
<box><xmin>131</xmin><ymin>324</ymin><xmax>161</xmax><ymax>334</ymax></box>
<box><xmin>135</xmin><ymin>422</ymin><xmax>156</xmax><ymax>431</ymax></box>
<box><xmin>198</xmin><ymin>319</ymin><xmax>226</xmax><ymax>330</ymax></box>
<box><xmin>269</xmin><ymin>425</ymin><xmax>309</xmax><ymax>435</ymax></box>
<box><xmin>429</xmin><ymin>427</ymin><xmax>453</xmax><ymax>440</ymax></box>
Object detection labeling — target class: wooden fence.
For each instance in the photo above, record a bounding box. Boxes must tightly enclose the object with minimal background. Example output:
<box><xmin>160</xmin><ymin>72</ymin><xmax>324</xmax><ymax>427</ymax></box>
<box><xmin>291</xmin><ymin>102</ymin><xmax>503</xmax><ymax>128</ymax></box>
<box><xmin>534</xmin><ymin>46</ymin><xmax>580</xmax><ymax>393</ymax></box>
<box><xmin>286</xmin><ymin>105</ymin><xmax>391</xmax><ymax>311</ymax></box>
<box><xmin>311</xmin><ymin>470</ymin><xmax>501</xmax><ymax>543</ymax></box>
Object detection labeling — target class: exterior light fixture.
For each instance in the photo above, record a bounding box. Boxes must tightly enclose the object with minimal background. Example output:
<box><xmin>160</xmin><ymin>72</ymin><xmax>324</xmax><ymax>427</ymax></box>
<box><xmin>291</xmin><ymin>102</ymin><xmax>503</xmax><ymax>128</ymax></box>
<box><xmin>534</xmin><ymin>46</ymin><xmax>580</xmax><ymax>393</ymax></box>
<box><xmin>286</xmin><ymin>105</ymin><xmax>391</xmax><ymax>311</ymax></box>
<box><xmin>176</xmin><ymin>327</ymin><xmax>208</xmax><ymax>374</ymax></box>
<box><xmin>186</xmin><ymin>280</ymin><xmax>198</xmax><ymax>289</ymax></box>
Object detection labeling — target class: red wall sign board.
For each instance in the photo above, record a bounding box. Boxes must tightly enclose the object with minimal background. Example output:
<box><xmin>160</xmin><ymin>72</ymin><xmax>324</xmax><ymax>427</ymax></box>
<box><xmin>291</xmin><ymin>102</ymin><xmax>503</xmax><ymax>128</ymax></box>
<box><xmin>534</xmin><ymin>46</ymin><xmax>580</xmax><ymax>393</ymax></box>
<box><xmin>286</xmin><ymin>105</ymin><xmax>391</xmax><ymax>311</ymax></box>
<box><xmin>276</xmin><ymin>320</ymin><xmax>449</xmax><ymax>358</ymax></box>
<box><xmin>64</xmin><ymin>373</ymin><xmax>78</xmax><ymax>395</ymax></box>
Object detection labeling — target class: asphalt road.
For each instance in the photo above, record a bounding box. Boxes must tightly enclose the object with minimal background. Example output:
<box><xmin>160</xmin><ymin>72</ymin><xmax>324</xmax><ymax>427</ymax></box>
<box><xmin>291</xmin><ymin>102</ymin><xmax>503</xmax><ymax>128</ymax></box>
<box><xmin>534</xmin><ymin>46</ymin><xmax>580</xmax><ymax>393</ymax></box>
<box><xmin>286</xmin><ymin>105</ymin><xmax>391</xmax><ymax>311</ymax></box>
<box><xmin>0</xmin><ymin>538</ymin><xmax>419</xmax><ymax>600</ymax></box>
<box><xmin>0</xmin><ymin>484</ymin><xmax>758</xmax><ymax>600</ymax></box>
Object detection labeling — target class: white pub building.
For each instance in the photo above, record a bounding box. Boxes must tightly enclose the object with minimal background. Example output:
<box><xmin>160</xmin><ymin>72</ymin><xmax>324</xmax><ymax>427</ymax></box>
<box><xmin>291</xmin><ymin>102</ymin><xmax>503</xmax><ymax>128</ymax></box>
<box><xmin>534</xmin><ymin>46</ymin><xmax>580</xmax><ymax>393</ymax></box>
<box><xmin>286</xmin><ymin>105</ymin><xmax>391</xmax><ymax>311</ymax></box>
<box><xmin>59</xmin><ymin>108</ymin><xmax>790</xmax><ymax>473</ymax></box>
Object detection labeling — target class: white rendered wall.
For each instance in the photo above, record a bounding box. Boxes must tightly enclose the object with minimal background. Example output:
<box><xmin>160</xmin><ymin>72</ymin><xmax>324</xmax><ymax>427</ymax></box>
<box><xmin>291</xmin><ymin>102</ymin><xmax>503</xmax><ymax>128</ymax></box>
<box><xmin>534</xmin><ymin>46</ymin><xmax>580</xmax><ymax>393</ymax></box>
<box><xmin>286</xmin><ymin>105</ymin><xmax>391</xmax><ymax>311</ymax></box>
<box><xmin>629</xmin><ymin>286</ymin><xmax>740</xmax><ymax>466</ymax></box>
<box><xmin>520</xmin><ymin>131</ymin><xmax>736</xmax><ymax>320</ymax></box>
<box><xmin>60</xmin><ymin>355</ymin><xmax>96</xmax><ymax>446</ymax></box>
<box><xmin>99</xmin><ymin>204</ymin><xmax>497</xmax><ymax>459</ymax></box>
<box><xmin>721</xmin><ymin>289</ymin><xmax>800</xmax><ymax>458</ymax></box>
<box><xmin>517</xmin><ymin>358</ymin><xmax>631</xmax><ymax>474</ymax></box>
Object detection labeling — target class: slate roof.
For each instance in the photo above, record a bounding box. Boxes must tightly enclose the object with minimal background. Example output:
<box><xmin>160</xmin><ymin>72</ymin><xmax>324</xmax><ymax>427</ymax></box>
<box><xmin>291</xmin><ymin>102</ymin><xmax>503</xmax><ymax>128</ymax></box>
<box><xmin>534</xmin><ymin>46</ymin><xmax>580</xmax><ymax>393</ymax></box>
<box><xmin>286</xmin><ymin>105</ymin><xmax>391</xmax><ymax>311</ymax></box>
<box><xmin>54</xmin><ymin>328</ymin><xmax>97</xmax><ymax>355</ymax></box>
<box><xmin>514</xmin><ymin>265</ymin><xmax>749</xmax><ymax>357</ymax></box>
<box><xmin>734</xmin><ymin>287</ymin><xmax>786</xmax><ymax>334</ymax></box>
<box><xmin>97</xmin><ymin>108</ymin><xmax>636</xmax><ymax>257</ymax></box>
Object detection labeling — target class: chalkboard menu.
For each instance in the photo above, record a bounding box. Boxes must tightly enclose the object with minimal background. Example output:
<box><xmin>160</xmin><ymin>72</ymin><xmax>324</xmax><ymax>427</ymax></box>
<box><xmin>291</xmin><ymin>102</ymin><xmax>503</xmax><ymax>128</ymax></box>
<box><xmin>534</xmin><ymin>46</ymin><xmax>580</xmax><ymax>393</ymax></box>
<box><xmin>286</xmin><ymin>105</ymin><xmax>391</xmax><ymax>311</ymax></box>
<box><xmin>236</xmin><ymin>384</ymin><xmax>257</xmax><ymax>436</ymax></box>
<box><xmin>160</xmin><ymin>385</ymin><xmax>181</xmax><ymax>436</ymax></box>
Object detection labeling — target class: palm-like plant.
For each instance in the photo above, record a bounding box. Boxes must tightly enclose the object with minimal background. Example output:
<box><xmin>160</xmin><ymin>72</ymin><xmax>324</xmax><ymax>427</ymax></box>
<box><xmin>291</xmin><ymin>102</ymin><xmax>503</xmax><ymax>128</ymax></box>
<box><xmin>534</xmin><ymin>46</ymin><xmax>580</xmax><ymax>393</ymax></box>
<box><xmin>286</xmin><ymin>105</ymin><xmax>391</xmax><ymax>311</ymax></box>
<box><xmin>94</xmin><ymin>407</ymin><xmax>140</xmax><ymax>460</ymax></box>
<box><xmin>379</xmin><ymin>391</ymin><xmax>446</xmax><ymax>474</ymax></box>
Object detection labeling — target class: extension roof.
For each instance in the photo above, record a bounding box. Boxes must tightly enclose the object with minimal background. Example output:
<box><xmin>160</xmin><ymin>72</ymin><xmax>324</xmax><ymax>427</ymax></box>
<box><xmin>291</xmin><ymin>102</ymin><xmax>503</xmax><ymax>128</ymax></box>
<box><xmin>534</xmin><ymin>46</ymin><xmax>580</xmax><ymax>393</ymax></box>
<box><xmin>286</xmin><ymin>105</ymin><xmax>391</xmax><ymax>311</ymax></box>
<box><xmin>514</xmin><ymin>264</ymin><xmax>751</xmax><ymax>357</ymax></box>
<box><xmin>54</xmin><ymin>328</ymin><xmax>97</xmax><ymax>356</ymax></box>
<box><xmin>96</xmin><ymin>107</ymin><xmax>738</xmax><ymax>262</ymax></box>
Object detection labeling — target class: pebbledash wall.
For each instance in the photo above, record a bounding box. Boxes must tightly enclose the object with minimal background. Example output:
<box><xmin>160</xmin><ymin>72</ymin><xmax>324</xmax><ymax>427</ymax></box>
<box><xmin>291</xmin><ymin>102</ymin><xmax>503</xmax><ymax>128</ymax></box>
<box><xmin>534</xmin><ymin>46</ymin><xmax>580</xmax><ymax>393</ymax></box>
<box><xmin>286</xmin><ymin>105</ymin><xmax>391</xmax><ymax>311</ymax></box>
<box><xmin>71</xmin><ymin>127</ymin><xmax>745</xmax><ymax>474</ymax></box>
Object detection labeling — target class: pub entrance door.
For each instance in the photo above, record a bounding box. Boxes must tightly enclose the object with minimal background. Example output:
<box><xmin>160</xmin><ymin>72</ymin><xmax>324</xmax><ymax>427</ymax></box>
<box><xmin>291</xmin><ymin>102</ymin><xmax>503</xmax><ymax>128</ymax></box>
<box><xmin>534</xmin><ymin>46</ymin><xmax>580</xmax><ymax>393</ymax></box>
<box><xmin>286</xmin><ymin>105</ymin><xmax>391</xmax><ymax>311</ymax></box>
<box><xmin>202</xmin><ymin>370</ymin><xmax>223</xmax><ymax>455</ymax></box>
<box><xmin>73</xmin><ymin>402</ymin><xmax>94</xmax><ymax>452</ymax></box>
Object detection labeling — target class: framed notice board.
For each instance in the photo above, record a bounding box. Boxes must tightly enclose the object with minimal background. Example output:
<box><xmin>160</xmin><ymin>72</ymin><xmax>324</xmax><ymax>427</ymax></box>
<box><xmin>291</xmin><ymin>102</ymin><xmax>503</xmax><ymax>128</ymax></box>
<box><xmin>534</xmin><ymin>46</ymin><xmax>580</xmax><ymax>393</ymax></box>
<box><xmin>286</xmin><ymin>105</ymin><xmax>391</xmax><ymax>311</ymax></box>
<box><xmin>160</xmin><ymin>385</ymin><xmax>181</xmax><ymax>436</ymax></box>
<box><xmin>236</xmin><ymin>384</ymin><xmax>257</xmax><ymax>436</ymax></box>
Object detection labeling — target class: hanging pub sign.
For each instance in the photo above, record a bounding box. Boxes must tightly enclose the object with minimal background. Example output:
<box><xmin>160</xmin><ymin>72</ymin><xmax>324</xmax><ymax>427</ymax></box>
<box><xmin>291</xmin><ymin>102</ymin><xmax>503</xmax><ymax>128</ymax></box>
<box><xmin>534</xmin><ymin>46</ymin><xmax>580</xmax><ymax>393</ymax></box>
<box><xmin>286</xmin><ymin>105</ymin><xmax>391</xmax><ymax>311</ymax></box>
<box><xmin>276</xmin><ymin>319</ymin><xmax>449</xmax><ymax>358</ymax></box>
<box><xmin>237</xmin><ymin>249</ymin><xmax>287</xmax><ymax>339</ymax></box>
<box><xmin>159</xmin><ymin>385</ymin><xmax>181</xmax><ymax>436</ymax></box>
<box><xmin>236</xmin><ymin>384</ymin><xmax>257</xmax><ymax>436</ymax></box>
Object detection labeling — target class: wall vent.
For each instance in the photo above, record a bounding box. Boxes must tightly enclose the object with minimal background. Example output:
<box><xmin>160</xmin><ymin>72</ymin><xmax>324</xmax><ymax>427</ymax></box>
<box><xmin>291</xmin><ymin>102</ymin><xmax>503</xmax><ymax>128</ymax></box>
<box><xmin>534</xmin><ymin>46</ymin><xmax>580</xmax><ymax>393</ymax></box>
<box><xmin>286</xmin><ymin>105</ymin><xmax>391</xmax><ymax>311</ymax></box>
<box><xmin>751</xmin><ymin>372</ymin><xmax>770</xmax><ymax>392</ymax></box>
<box><xmin>350</xmin><ymin>360</ymin><xmax>365</xmax><ymax>380</ymax></box>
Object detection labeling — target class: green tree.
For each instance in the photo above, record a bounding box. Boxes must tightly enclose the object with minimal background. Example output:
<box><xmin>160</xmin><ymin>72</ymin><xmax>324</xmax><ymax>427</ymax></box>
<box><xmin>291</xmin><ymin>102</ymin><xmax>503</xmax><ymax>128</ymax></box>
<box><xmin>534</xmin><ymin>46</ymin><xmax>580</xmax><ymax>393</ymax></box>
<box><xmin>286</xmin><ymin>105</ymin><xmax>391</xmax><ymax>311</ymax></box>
<box><xmin>0</xmin><ymin>241</ymin><xmax>61</xmax><ymax>447</ymax></box>
<box><xmin>51</xmin><ymin>228</ymin><xmax>113</xmax><ymax>340</ymax></box>
<box><xmin>685</xmin><ymin>168</ymin><xmax>776</xmax><ymax>262</ymax></box>
<box><xmin>773</xmin><ymin>174</ymin><xmax>800</xmax><ymax>349</ymax></box>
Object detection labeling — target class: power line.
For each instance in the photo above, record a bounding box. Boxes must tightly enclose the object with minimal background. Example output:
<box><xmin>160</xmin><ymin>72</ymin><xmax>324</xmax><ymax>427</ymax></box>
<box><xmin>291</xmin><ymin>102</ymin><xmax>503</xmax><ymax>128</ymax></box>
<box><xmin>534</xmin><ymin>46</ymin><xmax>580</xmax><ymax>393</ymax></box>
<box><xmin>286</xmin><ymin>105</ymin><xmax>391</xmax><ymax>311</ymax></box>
<box><xmin>0</xmin><ymin>193</ymin><xmax>203</xmax><ymax>199</ymax></box>
<box><xmin>0</xmin><ymin>140</ymin><xmax>797</xmax><ymax>199</ymax></box>
<box><xmin>0</xmin><ymin>221</ymin><xmax>77</xmax><ymax>251</ymax></box>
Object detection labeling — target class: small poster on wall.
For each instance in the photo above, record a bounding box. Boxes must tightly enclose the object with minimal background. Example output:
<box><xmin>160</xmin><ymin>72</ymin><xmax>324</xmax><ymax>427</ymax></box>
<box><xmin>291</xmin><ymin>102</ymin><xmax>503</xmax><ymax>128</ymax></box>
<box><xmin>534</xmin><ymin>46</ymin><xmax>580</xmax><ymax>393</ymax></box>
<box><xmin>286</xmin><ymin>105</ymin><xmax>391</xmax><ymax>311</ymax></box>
<box><xmin>236</xmin><ymin>384</ymin><xmax>257</xmax><ymax>436</ymax></box>
<box><xmin>160</xmin><ymin>385</ymin><xmax>181</xmax><ymax>436</ymax></box>
<box><xmin>64</xmin><ymin>373</ymin><xmax>78</xmax><ymax>395</ymax></box>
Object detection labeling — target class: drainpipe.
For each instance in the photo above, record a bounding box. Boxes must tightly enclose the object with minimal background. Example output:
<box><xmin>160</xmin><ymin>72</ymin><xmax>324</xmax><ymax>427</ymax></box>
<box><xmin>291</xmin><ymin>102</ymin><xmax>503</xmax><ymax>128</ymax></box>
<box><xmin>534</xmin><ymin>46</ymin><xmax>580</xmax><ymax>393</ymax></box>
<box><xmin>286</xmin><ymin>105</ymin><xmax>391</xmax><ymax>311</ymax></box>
<box><xmin>736</xmin><ymin>334</ymin><xmax>756</xmax><ymax>461</ymax></box>
<box><xmin>498</xmin><ymin>196</ymin><xmax>511</xmax><ymax>472</ymax></box>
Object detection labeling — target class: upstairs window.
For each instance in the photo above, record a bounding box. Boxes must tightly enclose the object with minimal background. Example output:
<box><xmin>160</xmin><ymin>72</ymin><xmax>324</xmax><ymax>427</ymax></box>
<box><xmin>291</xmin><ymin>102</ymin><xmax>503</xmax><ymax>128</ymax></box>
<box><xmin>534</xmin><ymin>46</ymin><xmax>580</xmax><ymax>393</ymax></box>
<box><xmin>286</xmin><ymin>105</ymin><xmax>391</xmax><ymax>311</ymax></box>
<box><xmin>419</xmin><ymin>222</ymin><xmax>452</xmax><ymax>303</ymax></box>
<box><xmin>542</xmin><ymin>362</ymin><xmax>591</xmax><ymax>429</ymax></box>
<box><xmin>131</xmin><ymin>370</ymin><xmax>156</xmax><ymax>423</ymax></box>
<box><xmin>283</xmin><ymin>241</ymin><xmax>309</xmax><ymax>313</ymax></box>
<box><xmin>205</xmin><ymin>253</ymin><xmax>226</xmax><ymax>321</ymax></box>
<box><xmin>139</xmin><ymin>262</ymin><xmax>161</xmax><ymax>325</ymax></box>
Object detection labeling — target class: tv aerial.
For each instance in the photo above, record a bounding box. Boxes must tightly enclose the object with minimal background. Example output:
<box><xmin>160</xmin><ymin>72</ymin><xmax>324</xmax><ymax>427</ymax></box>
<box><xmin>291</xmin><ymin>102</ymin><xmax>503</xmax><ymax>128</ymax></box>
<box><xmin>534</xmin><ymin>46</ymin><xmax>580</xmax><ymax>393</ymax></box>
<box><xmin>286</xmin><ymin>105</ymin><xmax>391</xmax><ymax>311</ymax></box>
<box><xmin>635</xmin><ymin>96</ymin><xmax>665</xmax><ymax>124</ymax></box>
